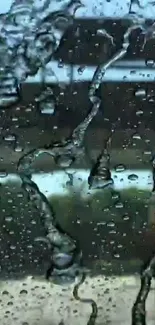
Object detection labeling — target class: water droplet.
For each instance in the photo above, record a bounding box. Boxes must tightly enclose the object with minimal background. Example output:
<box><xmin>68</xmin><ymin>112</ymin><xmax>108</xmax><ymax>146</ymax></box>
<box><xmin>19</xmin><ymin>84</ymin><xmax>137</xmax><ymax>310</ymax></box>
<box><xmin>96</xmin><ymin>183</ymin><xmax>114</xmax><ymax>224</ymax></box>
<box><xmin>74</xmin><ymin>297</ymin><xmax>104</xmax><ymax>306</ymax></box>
<box><xmin>122</xmin><ymin>214</ymin><xmax>130</xmax><ymax>221</ymax></box>
<box><xmin>77</xmin><ymin>66</ymin><xmax>85</xmax><ymax>75</ymax></box>
<box><xmin>53</xmin><ymin>252</ymin><xmax>72</xmax><ymax>268</ymax></box>
<box><xmin>145</xmin><ymin>59</ymin><xmax>155</xmax><ymax>67</ymax></box>
<box><xmin>115</xmin><ymin>202</ymin><xmax>124</xmax><ymax>209</ymax></box>
<box><xmin>114</xmin><ymin>164</ymin><xmax>126</xmax><ymax>172</ymax></box>
<box><xmin>4</xmin><ymin>134</ymin><xmax>16</xmax><ymax>141</ymax></box>
<box><xmin>2</xmin><ymin>291</ymin><xmax>9</xmax><ymax>295</ymax></box>
<box><xmin>111</xmin><ymin>192</ymin><xmax>120</xmax><ymax>200</ymax></box>
<box><xmin>132</xmin><ymin>133</ymin><xmax>141</xmax><ymax>140</ymax></box>
<box><xmin>14</xmin><ymin>145</ymin><xmax>23</xmax><ymax>152</ymax></box>
<box><xmin>135</xmin><ymin>88</ymin><xmax>146</xmax><ymax>97</ymax></box>
<box><xmin>136</xmin><ymin>109</ymin><xmax>143</xmax><ymax>116</ymax></box>
<box><xmin>107</xmin><ymin>222</ymin><xmax>115</xmax><ymax>227</ymax></box>
<box><xmin>58</xmin><ymin>59</ymin><xmax>64</xmax><ymax>68</ymax></box>
<box><xmin>19</xmin><ymin>289</ymin><xmax>28</xmax><ymax>296</ymax></box>
<box><xmin>4</xmin><ymin>216</ymin><xmax>13</xmax><ymax>222</ymax></box>
<box><xmin>128</xmin><ymin>174</ymin><xmax>138</xmax><ymax>181</ymax></box>
<box><xmin>10</xmin><ymin>245</ymin><xmax>16</xmax><ymax>250</ymax></box>
<box><xmin>39</xmin><ymin>99</ymin><xmax>55</xmax><ymax>115</ymax></box>
<box><xmin>143</xmin><ymin>150</ymin><xmax>151</xmax><ymax>156</ymax></box>
<box><xmin>0</xmin><ymin>170</ymin><xmax>7</xmax><ymax>178</ymax></box>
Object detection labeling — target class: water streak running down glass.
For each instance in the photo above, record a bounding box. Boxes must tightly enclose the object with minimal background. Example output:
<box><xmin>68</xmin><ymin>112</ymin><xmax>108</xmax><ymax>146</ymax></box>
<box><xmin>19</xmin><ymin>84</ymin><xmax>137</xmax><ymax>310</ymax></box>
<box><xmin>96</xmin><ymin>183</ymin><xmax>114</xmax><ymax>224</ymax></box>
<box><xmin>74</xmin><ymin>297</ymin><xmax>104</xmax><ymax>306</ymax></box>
<box><xmin>1</xmin><ymin>0</ymin><xmax>155</xmax><ymax>324</ymax></box>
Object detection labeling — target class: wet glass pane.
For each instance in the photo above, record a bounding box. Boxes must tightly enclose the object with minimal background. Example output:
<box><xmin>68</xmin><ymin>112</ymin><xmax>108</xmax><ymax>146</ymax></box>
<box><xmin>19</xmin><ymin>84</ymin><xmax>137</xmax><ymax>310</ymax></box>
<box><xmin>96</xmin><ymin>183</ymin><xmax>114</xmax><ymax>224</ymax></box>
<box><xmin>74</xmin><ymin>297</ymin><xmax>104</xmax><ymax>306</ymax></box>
<box><xmin>1</xmin><ymin>0</ymin><xmax>155</xmax><ymax>324</ymax></box>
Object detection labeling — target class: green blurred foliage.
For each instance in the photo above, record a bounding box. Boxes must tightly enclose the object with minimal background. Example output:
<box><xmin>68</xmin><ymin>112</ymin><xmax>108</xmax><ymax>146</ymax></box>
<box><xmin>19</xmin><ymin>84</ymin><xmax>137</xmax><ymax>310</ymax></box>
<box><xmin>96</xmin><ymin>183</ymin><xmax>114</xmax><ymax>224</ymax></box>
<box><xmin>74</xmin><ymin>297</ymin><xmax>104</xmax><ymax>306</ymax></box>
<box><xmin>0</xmin><ymin>181</ymin><xmax>151</xmax><ymax>274</ymax></box>
<box><xmin>48</xmin><ymin>187</ymin><xmax>150</xmax><ymax>232</ymax></box>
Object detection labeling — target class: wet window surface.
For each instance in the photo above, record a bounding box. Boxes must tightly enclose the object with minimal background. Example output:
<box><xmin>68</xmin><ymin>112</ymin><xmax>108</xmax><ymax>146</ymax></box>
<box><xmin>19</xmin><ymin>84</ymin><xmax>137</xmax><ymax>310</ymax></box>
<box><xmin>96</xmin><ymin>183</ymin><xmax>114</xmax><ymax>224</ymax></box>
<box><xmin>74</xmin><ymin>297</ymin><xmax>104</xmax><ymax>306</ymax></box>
<box><xmin>1</xmin><ymin>0</ymin><xmax>155</xmax><ymax>324</ymax></box>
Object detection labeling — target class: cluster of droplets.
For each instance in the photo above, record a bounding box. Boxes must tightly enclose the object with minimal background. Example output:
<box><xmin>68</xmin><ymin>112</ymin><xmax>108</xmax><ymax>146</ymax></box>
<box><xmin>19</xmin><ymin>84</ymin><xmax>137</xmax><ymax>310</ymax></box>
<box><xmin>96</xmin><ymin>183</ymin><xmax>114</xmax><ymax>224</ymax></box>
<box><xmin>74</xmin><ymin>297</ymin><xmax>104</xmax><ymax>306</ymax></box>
<box><xmin>82</xmin><ymin>13</ymin><xmax>155</xmax><ymax>325</ymax></box>
<box><xmin>0</xmin><ymin>0</ymin><xmax>83</xmax><ymax>107</ymax></box>
<box><xmin>15</xmin><ymin>9</ymin><xmax>155</xmax><ymax>325</ymax></box>
<box><xmin>18</xmin><ymin>173</ymin><xmax>83</xmax><ymax>285</ymax></box>
<box><xmin>10</xmin><ymin>0</ymin><xmax>88</xmax><ymax>281</ymax></box>
<box><xmin>16</xmin><ymin>87</ymin><xmax>99</xmax><ymax>323</ymax></box>
<box><xmin>87</xmin><ymin>17</ymin><xmax>155</xmax><ymax>192</ymax></box>
<box><xmin>17</xmin><ymin>84</ymin><xmax>100</xmax><ymax>175</ymax></box>
<box><xmin>9</xmin><ymin>1</ymin><xmax>99</xmax><ymax>324</ymax></box>
<box><xmin>2</xmin><ymin>0</ymin><xmax>155</xmax><ymax>324</ymax></box>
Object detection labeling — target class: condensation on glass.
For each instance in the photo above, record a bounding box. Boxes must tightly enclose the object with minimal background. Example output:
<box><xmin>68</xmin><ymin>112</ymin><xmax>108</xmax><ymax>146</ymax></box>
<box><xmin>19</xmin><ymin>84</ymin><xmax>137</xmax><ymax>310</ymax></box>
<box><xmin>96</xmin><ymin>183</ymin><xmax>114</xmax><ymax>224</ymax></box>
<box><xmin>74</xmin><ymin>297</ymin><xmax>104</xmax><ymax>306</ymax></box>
<box><xmin>0</xmin><ymin>0</ymin><xmax>155</xmax><ymax>324</ymax></box>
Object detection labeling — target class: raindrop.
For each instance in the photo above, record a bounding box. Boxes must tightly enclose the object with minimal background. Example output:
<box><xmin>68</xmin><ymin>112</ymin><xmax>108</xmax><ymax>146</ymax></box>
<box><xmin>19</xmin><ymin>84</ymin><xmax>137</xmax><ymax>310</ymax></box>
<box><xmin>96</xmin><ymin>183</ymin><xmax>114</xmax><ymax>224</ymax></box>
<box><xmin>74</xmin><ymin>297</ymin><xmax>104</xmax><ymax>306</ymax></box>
<box><xmin>55</xmin><ymin>154</ymin><xmax>75</xmax><ymax>168</ymax></box>
<box><xmin>128</xmin><ymin>174</ymin><xmax>138</xmax><ymax>181</ymax></box>
<box><xmin>145</xmin><ymin>59</ymin><xmax>155</xmax><ymax>67</ymax></box>
<box><xmin>114</xmin><ymin>164</ymin><xmax>126</xmax><ymax>172</ymax></box>
<box><xmin>35</xmin><ymin>87</ymin><xmax>57</xmax><ymax>115</ymax></box>
<box><xmin>115</xmin><ymin>202</ymin><xmax>124</xmax><ymax>209</ymax></box>
<box><xmin>4</xmin><ymin>216</ymin><xmax>13</xmax><ymax>222</ymax></box>
<box><xmin>10</xmin><ymin>245</ymin><xmax>16</xmax><ymax>250</ymax></box>
<box><xmin>143</xmin><ymin>150</ymin><xmax>151</xmax><ymax>156</ymax></box>
<box><xmin>7</xmin><ymin>301</ymin><xmax>13</xmax><ymax>306</ymax></box>
<box><xmin>107</xmin><ymin>222</ymin><xmax>115</xmax><ymax>227</ymax></box>
<box><xmin>0</xmin><ymin>171</ymin><xmax>8</xmax><ymax>178</ymax></box>
<box><xmin>111</xmin><ymin>192</ymin><xmax>120</xmax><ymax>200</ymax></box>
<box><xmin>132</xmin><ymin>133</ymin><xmax>141</xmax><ymax>140</ymax></box>
<box><xmin>58</xmin><ymin>59</ymin><xmax>64</xmax><ymax>68</ymax></box>
<box><xmin>14</xmin><ymin>145</ymin><xmax>23</xmax><ymax>152</ymax></box>
<box><xmin>20</xmin><ymin>175</ymin><xmax>82</xmax><ymax>284</ymax></box>
<box><xmin>122</xmin><ymin>214</ymin><xmax>130</xmax><ymax>221</ymax></box>
<box><xmin>136</xmin><ymin>109</ymin><xmax>143</xmax><ymax>116</ymax></box>
<box><xmin>4</xmin><ymin>134</ymin><xmax>16</xmax><ymax>141</ymax></box>
<box><xmin>88</xmin><ymin>143</ymin><xmax>113</xmax><ymax>189</ymax></box>
<box><xmin>18</xmin><ymin>101</ymin><xmax>99</xmax><ymax>173</ymax></box>
<box><xmin>39</xmin><ymin>99</ymin><xmax>55</xmax><ymax>115</ymax></box>
<box><xmin>114</xmin><ymin>253</ymin><xmax>120</xmax><ymax>258</ymax></box>
<box><xmin>19</xmin><ymin>289</ymin><xmax>28</xmax><ymax>296</ymax></box>
<box><xmin>2</xmin><ymin>291</ymin><xmax>9</xmax><ymax>296</ymax></box>
<box><xmin>77</xmin><ymin>66</ymin><xmax>85</xmax><ymax>75</ymax></box>
<box><xmin>134</xmin><ymin>88</ymin><xmax>146</xmax><ymax>98</ymax></box>
<box><xmin>53</xmin><ymin>252</ymin><xmax>73</xmax><ymax>268</ymax></box>
<box><xmin>0</xmin><ymin>93</ymin><xmax>19</xmax><ymax>107</ymax></box>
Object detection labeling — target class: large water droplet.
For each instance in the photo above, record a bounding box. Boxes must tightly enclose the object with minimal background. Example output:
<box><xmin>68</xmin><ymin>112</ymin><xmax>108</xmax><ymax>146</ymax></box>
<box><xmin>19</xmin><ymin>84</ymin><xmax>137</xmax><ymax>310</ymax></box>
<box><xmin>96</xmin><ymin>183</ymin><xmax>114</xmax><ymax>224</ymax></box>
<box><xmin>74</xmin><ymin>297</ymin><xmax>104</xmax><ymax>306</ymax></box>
<box><xmin>4</xmin><ymin>134</ymin><xmax>16</xmax><ymax>141</ymax></box>
<box><xmin>4</xmin><ymin>216</ymin><xmax>13</xmax><ymax>222</ymax></box>
<box><xmin>115</xmin><ymin>202</ymin><xmax>124</xmax><ymax>209</ymax></box>
<box><xmin>145</xmin><ymin>59</ymin><xmax>155</xmax><ymax>67</ymax></box>
<box><xmin>0</xmin><ymin>171</ymin><xmax>8</xmax><ymax>178</ymax></box>
<box><xmin>136</xmin><ymin>109</ymin><xmax>143</xmax><ymax>116</ymax></box>
<box><xmin>128</xmin><ymin>174</ymin><xmax>138</xmax><ymax>181</ymax></box>
<box><xmin>132</xmin><ymin>133</ymin><xmax>141</xmax><ymax>140</ymax></box>
<box><xmin>115</xmin><ymin>164</ymin><xmax>126</xmax><ymax>172</ymax></box>
<box><xmin>55</xmin><ymin>154</ymin><xmax>75</xmax><ymax>168</ymax></box>
<box><xmin>77</xmin><ymin>66</ymin><xmax>85</xmax><ymax>75</ymax></box>
<box><xmin>39</xmin><ymin>99</ymin><xmax>55</xmax><ymax>115</ymax></box>
<box><xmin>134</xmin><ymin>88</ymin><xmax>146</xmax><ymax>98</ymax></box>
<box><xmin>53</xmin><ymin>252</ymin><xmax>73</xmax><ymax>268</ymax></box>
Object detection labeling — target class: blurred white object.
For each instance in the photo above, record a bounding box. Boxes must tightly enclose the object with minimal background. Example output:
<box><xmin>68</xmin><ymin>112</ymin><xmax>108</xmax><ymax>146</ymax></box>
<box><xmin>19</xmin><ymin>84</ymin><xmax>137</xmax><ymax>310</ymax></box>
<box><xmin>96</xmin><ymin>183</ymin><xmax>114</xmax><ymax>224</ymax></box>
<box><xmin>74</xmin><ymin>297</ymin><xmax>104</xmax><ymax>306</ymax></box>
<box><xmin>0</xmin><ymin>0</ymin><xmax>12</xmax><ymax>13</ymax></box>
